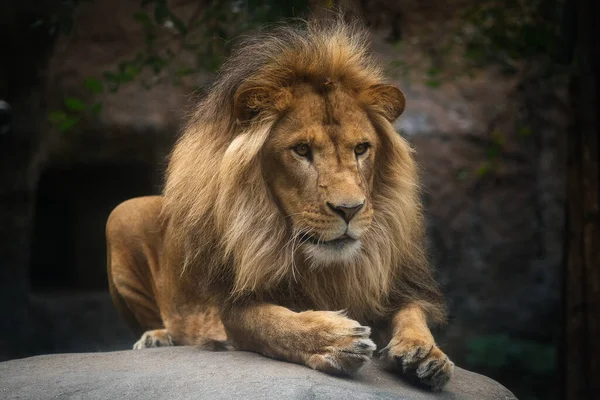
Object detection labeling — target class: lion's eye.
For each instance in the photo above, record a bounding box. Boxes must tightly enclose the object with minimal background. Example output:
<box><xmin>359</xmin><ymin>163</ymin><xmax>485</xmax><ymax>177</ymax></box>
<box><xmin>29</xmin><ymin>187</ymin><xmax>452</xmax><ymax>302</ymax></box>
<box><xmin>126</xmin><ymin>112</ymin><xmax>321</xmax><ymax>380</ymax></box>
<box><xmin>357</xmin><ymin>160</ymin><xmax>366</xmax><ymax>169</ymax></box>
<box><xmin>354</xmin><ymin>143</ymin><xmax>370</xmax><ymax>156</ymax></box>
<box><xmin>293</xmin><ymin>143</ymin><xmax>311</xmax><ymax>158</ymax></box>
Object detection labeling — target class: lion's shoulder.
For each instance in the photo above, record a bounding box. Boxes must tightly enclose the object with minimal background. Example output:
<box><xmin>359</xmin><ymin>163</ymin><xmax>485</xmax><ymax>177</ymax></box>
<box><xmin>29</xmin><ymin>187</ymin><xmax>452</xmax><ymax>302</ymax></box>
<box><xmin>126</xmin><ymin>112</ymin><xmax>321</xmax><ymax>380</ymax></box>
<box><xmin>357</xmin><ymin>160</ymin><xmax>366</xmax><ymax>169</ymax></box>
<box><xmin>106</xmin><ymin>196</ymin><xmax>164</xmax><ymax>246</ymax></box>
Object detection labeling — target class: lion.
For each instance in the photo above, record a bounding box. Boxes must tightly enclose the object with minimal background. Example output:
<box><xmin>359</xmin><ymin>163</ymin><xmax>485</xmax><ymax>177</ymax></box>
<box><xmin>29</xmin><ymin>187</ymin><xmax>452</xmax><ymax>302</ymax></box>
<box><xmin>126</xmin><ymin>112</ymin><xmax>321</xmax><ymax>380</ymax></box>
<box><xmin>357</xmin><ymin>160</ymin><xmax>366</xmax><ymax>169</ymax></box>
<box><xmin>106</xmin><ymin>18</ymin><xmax>454</xmax><ymax>391</ymax></box>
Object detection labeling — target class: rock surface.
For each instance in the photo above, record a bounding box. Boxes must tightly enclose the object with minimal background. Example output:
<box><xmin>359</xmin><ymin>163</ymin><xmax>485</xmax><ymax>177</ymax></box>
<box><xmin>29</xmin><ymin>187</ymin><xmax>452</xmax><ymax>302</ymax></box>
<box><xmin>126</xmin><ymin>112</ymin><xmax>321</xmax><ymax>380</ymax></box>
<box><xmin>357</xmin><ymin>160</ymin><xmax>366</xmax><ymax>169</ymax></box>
<box><xmin>0</xmin><ymin>347</ymin><xmax>516</xmax><ymax>400</ymax></box>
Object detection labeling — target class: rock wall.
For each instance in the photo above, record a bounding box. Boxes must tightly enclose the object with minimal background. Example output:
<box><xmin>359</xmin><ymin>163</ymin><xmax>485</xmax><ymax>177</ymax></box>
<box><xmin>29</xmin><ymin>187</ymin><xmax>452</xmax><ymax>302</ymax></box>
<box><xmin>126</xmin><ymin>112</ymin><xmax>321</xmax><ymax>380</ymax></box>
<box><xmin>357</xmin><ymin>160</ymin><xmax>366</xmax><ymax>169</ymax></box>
<box><xmin>395</xmin><ymin>65</ymin><xmax>567</xmax><ymax>349</ymax></box>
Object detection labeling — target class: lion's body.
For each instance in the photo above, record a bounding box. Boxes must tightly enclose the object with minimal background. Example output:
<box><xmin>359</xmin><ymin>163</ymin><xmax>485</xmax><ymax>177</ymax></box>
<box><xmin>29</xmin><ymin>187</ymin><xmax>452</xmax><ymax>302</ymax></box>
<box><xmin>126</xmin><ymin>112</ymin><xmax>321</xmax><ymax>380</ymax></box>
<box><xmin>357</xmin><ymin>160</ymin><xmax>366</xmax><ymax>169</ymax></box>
<box><xmin>107</xmin><ymin>18</ymin><xmax>454</xmax><ymax>390</ymax></box>
<box><xmin>107</xmin><ymin>196</ymin><xmax>226</xmax><ymax>347</ymax></box>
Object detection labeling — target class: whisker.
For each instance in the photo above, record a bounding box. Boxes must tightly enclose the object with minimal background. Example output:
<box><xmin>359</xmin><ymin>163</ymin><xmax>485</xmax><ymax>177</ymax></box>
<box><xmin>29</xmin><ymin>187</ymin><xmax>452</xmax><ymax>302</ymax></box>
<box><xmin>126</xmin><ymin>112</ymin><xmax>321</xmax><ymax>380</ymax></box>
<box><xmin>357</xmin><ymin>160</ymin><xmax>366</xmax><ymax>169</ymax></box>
<box><xmin>277</xmin><ymin>228</ymin><xmax>301</xmax><ymax>258</ymax></box>
<box><xmin>278</xmin><ymin>211</ymin><xmax>307</xmax><ymax>223</ymax></box>
<box><xmin>290</xmin><ymin>227</ymin><xmax>313</xmax><ymax>282</ymax></box>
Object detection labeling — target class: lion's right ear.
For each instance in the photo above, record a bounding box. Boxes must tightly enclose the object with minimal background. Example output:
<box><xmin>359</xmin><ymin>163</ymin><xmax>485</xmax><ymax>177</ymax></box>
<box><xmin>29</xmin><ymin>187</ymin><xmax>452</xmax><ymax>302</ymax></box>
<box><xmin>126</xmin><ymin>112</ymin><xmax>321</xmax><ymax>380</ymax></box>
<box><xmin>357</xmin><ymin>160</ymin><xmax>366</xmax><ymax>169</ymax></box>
<box><xmin>362</xmin><ymin>84</ymin><xmax>406</xmax><ymax>122</ymax></box>
<box><xmin>233</xmin><ymin>84</ymin><xmax>290</xmax><ymax>124</ymax></box>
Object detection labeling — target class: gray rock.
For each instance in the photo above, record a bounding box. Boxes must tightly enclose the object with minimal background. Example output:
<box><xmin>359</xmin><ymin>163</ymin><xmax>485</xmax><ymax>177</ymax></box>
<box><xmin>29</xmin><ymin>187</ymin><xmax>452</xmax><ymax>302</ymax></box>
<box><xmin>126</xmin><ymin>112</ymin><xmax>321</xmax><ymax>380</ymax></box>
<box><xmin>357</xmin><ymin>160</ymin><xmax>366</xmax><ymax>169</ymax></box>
<box><xmin>0</xmin><ymin>347</ymin><xmax>516</xmax><ymax>400</ymax></box>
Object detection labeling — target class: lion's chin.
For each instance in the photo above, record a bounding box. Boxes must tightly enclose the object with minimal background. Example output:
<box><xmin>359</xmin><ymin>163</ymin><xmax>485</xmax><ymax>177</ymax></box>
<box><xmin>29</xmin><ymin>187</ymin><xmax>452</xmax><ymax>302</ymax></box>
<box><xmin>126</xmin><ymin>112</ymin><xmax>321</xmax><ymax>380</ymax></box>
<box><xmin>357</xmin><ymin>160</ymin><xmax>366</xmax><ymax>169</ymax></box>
<box><xmin>302</xmin><ymin>239</ymin><xmax>362</xmax><ymax>267</ymax></box>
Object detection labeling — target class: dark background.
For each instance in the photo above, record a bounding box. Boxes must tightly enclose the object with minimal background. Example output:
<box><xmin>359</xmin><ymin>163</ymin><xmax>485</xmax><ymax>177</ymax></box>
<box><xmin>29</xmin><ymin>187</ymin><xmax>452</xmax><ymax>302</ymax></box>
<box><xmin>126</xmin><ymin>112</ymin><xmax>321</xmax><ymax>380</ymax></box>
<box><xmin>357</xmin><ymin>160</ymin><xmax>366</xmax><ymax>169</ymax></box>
<box><xmin>0</xmin><ymin>1</ymin><xmax>598</xmax><ymax>400</ymax></box>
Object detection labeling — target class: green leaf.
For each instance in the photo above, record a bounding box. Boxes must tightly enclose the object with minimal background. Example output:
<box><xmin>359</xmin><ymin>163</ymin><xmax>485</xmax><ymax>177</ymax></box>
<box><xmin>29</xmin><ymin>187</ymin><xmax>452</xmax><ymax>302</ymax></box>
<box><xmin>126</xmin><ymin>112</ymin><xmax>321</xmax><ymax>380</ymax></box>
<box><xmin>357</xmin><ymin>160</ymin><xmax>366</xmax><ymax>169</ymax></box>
<box><xmin>108</xmin><ymin>83</ymin><xmax>120</xmax><ymax>93</ymax></box>
<box><xmin>48</xmin><ymin>111</ymin><xmax>68</xmax><ymax>123</ymax></box>
<box><xmin>176</xmin><ymin>67</ymin><xmax>199</xmax><ymax>77</ymax></box>
<box><xmin>169</xmin><ymin>12</ymin><xmax>188</xmax><ymax>35</ymax></box>
<box><xmin>127</xmin><ymin>65</ymin><xmax>140</xmax><ymax>77</ymax></box>
<box><xmin>486</xmin><ymin>145</ymin><xmax>500</xmax><ymax>160</ymax></box>
<box><xmin>426</xmin><ymin>67</ymin><xmax>441</xmax><ymax>77</ymax></box>
<box><xmin>490</xmin><ymin>129</ymin><xmax>504</xmax><ymax>145</ymax></box>
<box><xmin>133</xmin><ymin>11</ymin><xmax>154</xmax><ymax>29</ymax></box>
<box><xmin>145</xmin><ymin>55</ymin><xmax>167</xmax><ymax>73</ymax></box>
<box><xmin>154</xmin><ymin>0</ymin><xmax>169</xmax><ymax>24</ymax></box>
<box><xmin>57</xmin><ymin>115</ymin><xmax>80</xmax><ymax>133</ymax></box>
<box><xmin>476</xmin><ymin>163</ymin><xmax>490</xmax><ymax>177</ymax></box>
<box><xmin>90</xmin><ymin>103</ymin><xmax>103</xmax><ymax>115</ymax></box>
<box><xmin>84</xmin><ymin>78</ymin><xmax>104</xmax><ymax>94</ymax></box>
<box><xmin>64</xmin><ymin>97</ymin><xmax>86</xmax><ymax>112</ymax></box>
<box><xmin>425</xmin><ymin>79</ymin><xmax>441</xmax><ymax>88</ymax></box>
<box><xmin>103</xmin><ymin>71</ymin><xmax>121</xmax><ymax>82</ymax></box>
<box><xmin>121</xmin><ymin>63</ymin><xmax>140</xmax><ymax>81</ymax></box>
<box><xmin>145</xmin><ymin>31</ymin><xmax>157</xmax><ymax>46</ymax></box>
<box><xmin>519</xmin><ymin>126</ymin><xmax>533</xmax><ymax>136</ymax></box>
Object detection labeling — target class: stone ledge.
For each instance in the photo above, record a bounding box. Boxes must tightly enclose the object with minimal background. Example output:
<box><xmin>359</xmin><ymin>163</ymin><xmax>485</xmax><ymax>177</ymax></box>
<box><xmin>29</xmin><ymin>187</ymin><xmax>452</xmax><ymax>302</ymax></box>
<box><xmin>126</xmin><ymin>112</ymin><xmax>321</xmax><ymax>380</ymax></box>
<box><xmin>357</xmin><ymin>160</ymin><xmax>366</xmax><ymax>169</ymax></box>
<box><xmin>0</xmin><ymin>347</ymin><xmax>516</xmax><ymax>399</ymax></box>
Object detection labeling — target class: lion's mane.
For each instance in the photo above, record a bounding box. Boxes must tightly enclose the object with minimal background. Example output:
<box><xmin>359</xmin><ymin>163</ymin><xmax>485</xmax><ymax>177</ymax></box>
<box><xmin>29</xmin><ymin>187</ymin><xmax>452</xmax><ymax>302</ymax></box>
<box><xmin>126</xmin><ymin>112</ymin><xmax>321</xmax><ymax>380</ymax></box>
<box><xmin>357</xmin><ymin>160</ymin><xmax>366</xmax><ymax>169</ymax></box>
<box><xmin>162</xmin><ymin>18</ymin><xmax>445</xmax><ymax>323</ymax></box>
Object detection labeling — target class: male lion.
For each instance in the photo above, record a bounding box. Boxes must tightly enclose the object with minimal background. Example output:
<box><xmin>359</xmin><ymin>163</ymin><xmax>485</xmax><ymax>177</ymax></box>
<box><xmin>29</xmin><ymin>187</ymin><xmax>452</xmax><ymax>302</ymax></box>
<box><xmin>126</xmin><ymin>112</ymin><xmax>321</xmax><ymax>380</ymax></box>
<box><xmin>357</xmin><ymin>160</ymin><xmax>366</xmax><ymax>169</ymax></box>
<box><xmin>106</xmin><ymin>18</ymin><xmax>454</xmax><ymax>391</ymax></box>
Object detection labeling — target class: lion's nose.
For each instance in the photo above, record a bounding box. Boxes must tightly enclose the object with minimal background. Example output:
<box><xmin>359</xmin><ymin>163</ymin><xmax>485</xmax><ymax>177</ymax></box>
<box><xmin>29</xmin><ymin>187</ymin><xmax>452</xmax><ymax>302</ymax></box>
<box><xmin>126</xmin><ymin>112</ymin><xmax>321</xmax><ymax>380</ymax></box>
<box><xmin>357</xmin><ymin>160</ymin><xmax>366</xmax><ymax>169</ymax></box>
<box><xmin>326</xmin><ymin>201</ymin><xmax>364</xmax><ymax>223</ymax></box>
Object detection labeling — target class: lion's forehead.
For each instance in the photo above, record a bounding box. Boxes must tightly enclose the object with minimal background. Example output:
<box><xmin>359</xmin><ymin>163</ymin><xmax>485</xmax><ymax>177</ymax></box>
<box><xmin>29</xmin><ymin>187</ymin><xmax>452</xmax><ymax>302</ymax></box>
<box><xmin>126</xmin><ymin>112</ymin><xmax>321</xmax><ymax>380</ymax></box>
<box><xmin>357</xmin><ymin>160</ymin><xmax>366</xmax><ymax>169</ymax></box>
<box><xmin>280</xmin><ymin>88</ymin><xmax>376</xmax><ymax>143</ymax></box>
<box><xmin>288</xmin><ymin>84</ymin><xmax>369</xmax><ymax>120</ymax></box>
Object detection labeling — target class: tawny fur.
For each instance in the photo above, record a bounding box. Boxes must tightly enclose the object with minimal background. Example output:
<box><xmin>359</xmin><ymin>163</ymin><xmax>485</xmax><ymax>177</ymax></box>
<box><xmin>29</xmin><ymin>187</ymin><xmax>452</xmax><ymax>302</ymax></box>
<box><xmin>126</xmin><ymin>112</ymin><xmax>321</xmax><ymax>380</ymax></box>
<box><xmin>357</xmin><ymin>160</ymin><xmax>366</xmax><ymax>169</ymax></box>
<box><xmin>162</xmin><ymin>17</ymin><xmax>444</xmax><ymax>322</ymax></box>
<box><xmin>107</xmin><ymin>17</ymin><xmax>453</xmax><ymax>391</ymax></box>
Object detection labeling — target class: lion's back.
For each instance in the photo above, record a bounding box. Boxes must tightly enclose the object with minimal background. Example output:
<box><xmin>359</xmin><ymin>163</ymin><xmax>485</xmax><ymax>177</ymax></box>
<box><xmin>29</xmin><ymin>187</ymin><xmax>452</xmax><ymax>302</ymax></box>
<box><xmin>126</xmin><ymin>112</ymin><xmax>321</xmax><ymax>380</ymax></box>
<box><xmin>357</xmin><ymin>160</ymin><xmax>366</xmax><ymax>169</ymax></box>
<box><xmin>106</xmin><ymin>196</ymin><xmax>163</xmax><ymax>243</ymax></box>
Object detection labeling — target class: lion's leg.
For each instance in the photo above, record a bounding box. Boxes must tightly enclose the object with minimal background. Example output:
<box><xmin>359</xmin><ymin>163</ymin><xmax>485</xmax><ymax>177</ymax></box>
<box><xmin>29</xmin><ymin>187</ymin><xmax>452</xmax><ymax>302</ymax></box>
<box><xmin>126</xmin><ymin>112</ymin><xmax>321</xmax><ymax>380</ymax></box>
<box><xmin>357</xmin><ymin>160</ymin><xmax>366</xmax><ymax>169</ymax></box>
<box><xmin>221</xmin><ymin>303</ymin><xmax>376</xmax><ymax>375</ymax></box>
<box><xmin>380</xmin><ymin>303</ymin><xmax>454</xmax><ymax>391</ymax></box>
<box><xmin>106</xmin><ymin>197</ymin><xmax>166</xmax><ymax>344</ymax></box>
<box><xmin>162</xmin><ymin>309</ymin><xmax>228</xmax><ymax>349</ymax></box>
<box><xmin>107</xmin><ymin>244</ymin><xmax>164</xmax><ymax>338</ymax></box>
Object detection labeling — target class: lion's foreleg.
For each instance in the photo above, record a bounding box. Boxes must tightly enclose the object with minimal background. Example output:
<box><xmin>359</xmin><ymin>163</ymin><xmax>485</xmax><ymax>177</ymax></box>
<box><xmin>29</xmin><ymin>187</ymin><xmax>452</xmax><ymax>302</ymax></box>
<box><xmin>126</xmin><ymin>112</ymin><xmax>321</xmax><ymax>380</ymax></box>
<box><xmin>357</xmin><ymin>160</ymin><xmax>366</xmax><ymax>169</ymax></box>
<box><xmin>380</xmin><ymin>302</ymin><xmax>454</xmax><ymax>391</ymax></box>
<box><xmin>221</xmin><ymin>303</ymin><xmax>376</xmax><ymax>375</ymax></box>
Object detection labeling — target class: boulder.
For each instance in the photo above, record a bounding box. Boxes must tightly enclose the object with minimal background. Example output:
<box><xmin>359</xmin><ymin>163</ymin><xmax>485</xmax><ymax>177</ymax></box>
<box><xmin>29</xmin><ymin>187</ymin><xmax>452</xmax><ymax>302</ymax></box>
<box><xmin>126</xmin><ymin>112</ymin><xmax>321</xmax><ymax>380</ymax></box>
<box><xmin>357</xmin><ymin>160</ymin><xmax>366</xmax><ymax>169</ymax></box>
<box><xmin>0</xmin><ymin>347</ymin><xmax>516</xmax><ymax>399</ymax></box>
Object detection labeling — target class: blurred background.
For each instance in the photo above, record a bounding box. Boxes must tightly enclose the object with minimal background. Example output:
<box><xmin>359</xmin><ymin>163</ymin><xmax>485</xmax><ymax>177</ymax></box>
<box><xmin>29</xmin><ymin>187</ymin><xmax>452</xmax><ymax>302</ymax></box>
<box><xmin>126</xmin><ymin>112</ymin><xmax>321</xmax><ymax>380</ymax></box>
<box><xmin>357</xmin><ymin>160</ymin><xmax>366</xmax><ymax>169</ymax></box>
<box><xmin>0</xmin><ymin>1</ymin><xmax>598</xmax><ymax>400</ymax></box>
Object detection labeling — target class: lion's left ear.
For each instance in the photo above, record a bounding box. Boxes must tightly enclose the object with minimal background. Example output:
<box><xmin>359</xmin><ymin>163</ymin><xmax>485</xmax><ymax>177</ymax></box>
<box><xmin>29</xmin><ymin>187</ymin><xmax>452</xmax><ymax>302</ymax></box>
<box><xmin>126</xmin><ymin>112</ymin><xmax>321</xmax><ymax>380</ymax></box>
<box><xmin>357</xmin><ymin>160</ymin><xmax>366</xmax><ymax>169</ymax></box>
<box><xmin>362</xmin><ymin>84</ymin><xmax>406</xmax><ymax>122</ymax></box>
<box><xmin>234</xmin><ymin>86</ymin><xmax>270</xmax><ymax>123</ymax></box>
<box><xmin>233</xmin><ymin>84</ymin><xmax>290</xmax><ymax>124</ymax></box>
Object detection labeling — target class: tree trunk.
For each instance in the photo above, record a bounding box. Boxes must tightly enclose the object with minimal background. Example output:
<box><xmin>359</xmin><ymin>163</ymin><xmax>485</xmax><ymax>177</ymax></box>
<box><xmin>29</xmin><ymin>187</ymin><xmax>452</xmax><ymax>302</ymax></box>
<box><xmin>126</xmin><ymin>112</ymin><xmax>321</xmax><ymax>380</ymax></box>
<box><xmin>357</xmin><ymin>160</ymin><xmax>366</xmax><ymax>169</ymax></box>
<box><xmin>564</xmin><ymin>0</ymin><xmax>600</xmax><ymax>398</ymax></box>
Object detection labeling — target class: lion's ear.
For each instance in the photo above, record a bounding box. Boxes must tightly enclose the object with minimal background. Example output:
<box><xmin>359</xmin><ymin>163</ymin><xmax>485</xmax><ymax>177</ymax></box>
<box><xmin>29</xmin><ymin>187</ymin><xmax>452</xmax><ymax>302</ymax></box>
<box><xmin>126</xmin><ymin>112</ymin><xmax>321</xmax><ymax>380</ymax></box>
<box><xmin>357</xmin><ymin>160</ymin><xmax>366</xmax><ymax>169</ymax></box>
<box><xmin>233</xmin><ymin>85</ymin><xmax>290</xmax><ymax>124</ymax></box>
<box><xmin>234</xmin><ymin>86</ymin><xmax>270</xmax><ymax>123</ymax></box>
<box><xmin>363</xmin><ymin>84</ymin><xmax>406</xmax><ymax>122</ymax></box>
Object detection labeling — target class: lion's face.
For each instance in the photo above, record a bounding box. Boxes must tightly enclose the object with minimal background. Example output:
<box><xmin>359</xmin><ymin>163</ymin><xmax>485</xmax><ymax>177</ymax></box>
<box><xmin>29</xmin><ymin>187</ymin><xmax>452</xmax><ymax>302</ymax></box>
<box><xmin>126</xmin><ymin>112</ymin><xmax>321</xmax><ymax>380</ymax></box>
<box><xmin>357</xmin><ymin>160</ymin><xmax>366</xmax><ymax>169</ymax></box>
<box><xmin>262</xmin><ymin>84</ymin><xmax>380</xmax><ymax>264</ymax></box>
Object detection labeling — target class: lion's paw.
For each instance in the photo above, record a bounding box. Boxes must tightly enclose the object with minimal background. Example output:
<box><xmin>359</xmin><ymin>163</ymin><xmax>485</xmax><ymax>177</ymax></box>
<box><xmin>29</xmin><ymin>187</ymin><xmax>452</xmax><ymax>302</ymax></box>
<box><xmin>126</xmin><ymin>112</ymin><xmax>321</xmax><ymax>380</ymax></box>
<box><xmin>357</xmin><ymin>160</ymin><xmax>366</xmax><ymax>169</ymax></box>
<box><xmin>382</xmin><ymin>337</ymin><xmax>454</xmax><ymax>391</ymax></box>
<box><xmin>133</xmin><ymin>329</ymin><xmax>174</xmax><ymax>350</ymax></box>
<box><xmin>302</xmin><ymin>311</ymin><xmax>376</xmax><ymax>376</ymax></box>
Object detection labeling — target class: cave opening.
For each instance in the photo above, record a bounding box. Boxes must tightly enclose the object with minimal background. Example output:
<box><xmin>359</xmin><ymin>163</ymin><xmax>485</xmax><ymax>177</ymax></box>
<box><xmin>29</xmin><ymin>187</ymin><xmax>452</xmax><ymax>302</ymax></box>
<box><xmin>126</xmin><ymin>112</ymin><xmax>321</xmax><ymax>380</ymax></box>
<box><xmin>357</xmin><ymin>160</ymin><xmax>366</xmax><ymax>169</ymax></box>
<box><xmin>30</xmin><ymin>163</ymin><xmax>161</xmax><ymax>293</ymax></box>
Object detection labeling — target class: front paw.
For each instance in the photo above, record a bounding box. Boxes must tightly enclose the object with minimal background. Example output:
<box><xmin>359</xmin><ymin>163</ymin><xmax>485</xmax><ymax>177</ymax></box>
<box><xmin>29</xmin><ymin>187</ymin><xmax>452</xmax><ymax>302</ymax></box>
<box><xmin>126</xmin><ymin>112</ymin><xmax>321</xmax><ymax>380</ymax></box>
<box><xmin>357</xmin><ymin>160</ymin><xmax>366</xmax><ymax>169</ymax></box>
<box><xmin>133</xmin><ymin>329</ymin><xmax>174</xmax><ymax>349</ymax></box>
<box><xmin>381</xmin><ymin>336</ymin><xmax>454</xmax><ymax>391</ymax></box>
<box><xmin>302</xmin><ymin>311</ymin><xmax>376</xmax><ymax>376</ymax></box>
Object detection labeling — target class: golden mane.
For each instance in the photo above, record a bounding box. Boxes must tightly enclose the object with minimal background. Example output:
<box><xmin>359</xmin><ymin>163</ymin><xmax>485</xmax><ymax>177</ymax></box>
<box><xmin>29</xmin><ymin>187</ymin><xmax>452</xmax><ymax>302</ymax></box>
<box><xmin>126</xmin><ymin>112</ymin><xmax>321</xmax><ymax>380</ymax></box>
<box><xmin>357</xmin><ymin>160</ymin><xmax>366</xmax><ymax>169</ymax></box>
<box><xmin>162</xmin><ymin>18</ymin><xmax>445</xmax><ymax>323</ymax></box>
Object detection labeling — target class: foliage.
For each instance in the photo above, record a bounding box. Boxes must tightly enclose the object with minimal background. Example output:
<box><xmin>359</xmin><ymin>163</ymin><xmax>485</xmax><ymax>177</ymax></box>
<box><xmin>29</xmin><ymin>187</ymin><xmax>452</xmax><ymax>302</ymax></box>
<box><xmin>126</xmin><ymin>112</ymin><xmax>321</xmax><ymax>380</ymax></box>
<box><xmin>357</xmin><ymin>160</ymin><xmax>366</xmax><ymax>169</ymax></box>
<box><xmin>467</xmin><ymin>334</ymin><xmax>556</xmax><ymax>375</ymax></box>
<box><xmin>48</xmin><ymin>0</ymin><xmax>562</xmax><ymax>139</ymax></box>
<box><xmin>466</xmin><ymin>334</ymin><xmax>558</xmax><ymax>400</ymax></box>
<box><xmin>390</xmin><ymin>0</ymin><xmax>560</xmax><ymax>181</ymax></box>
<box><xmin>387</xmin><ymin>0</ymin><xmax>561</xmax><ymax>82</ymax></box>
<box><xmin>47</xmin><ymin>0</ymin><xmax>311</xmax><ymax>132</ymax></box>
<box><xmin>459</xmin><ymin>0</ymin><xmax>560</xmax><ymax>71</ymax></box>
<box><xmin>460</xmin><ymin>2</ymin><xmax>560</xmax><ymax>179</ymax></box>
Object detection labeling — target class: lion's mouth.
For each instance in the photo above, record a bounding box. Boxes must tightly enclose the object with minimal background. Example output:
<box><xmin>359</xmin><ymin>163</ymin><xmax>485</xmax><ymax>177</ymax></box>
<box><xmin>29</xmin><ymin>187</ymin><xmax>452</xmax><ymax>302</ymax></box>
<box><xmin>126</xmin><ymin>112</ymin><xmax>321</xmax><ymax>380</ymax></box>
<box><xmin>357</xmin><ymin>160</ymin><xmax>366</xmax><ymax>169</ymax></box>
<box><xmin>306</xmin><ymin>234</ymin><xmax>357</xmax><ymax>248</ymax></box>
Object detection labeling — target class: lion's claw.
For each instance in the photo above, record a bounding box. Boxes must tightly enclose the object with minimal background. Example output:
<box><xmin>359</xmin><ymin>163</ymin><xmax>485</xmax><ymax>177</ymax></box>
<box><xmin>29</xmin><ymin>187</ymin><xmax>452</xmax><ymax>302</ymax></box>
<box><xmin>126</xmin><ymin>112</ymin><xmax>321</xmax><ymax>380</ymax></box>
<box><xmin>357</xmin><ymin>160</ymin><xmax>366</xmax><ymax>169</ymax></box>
<box><xmin>302</xmin><ymin>311</ymin><xmax>376</xmax><ymax>376</ymax></box>
<box><xmin>383</xmin><ymin>337</ymin><xmax>454</xmax><ymax>391</ymax></box>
